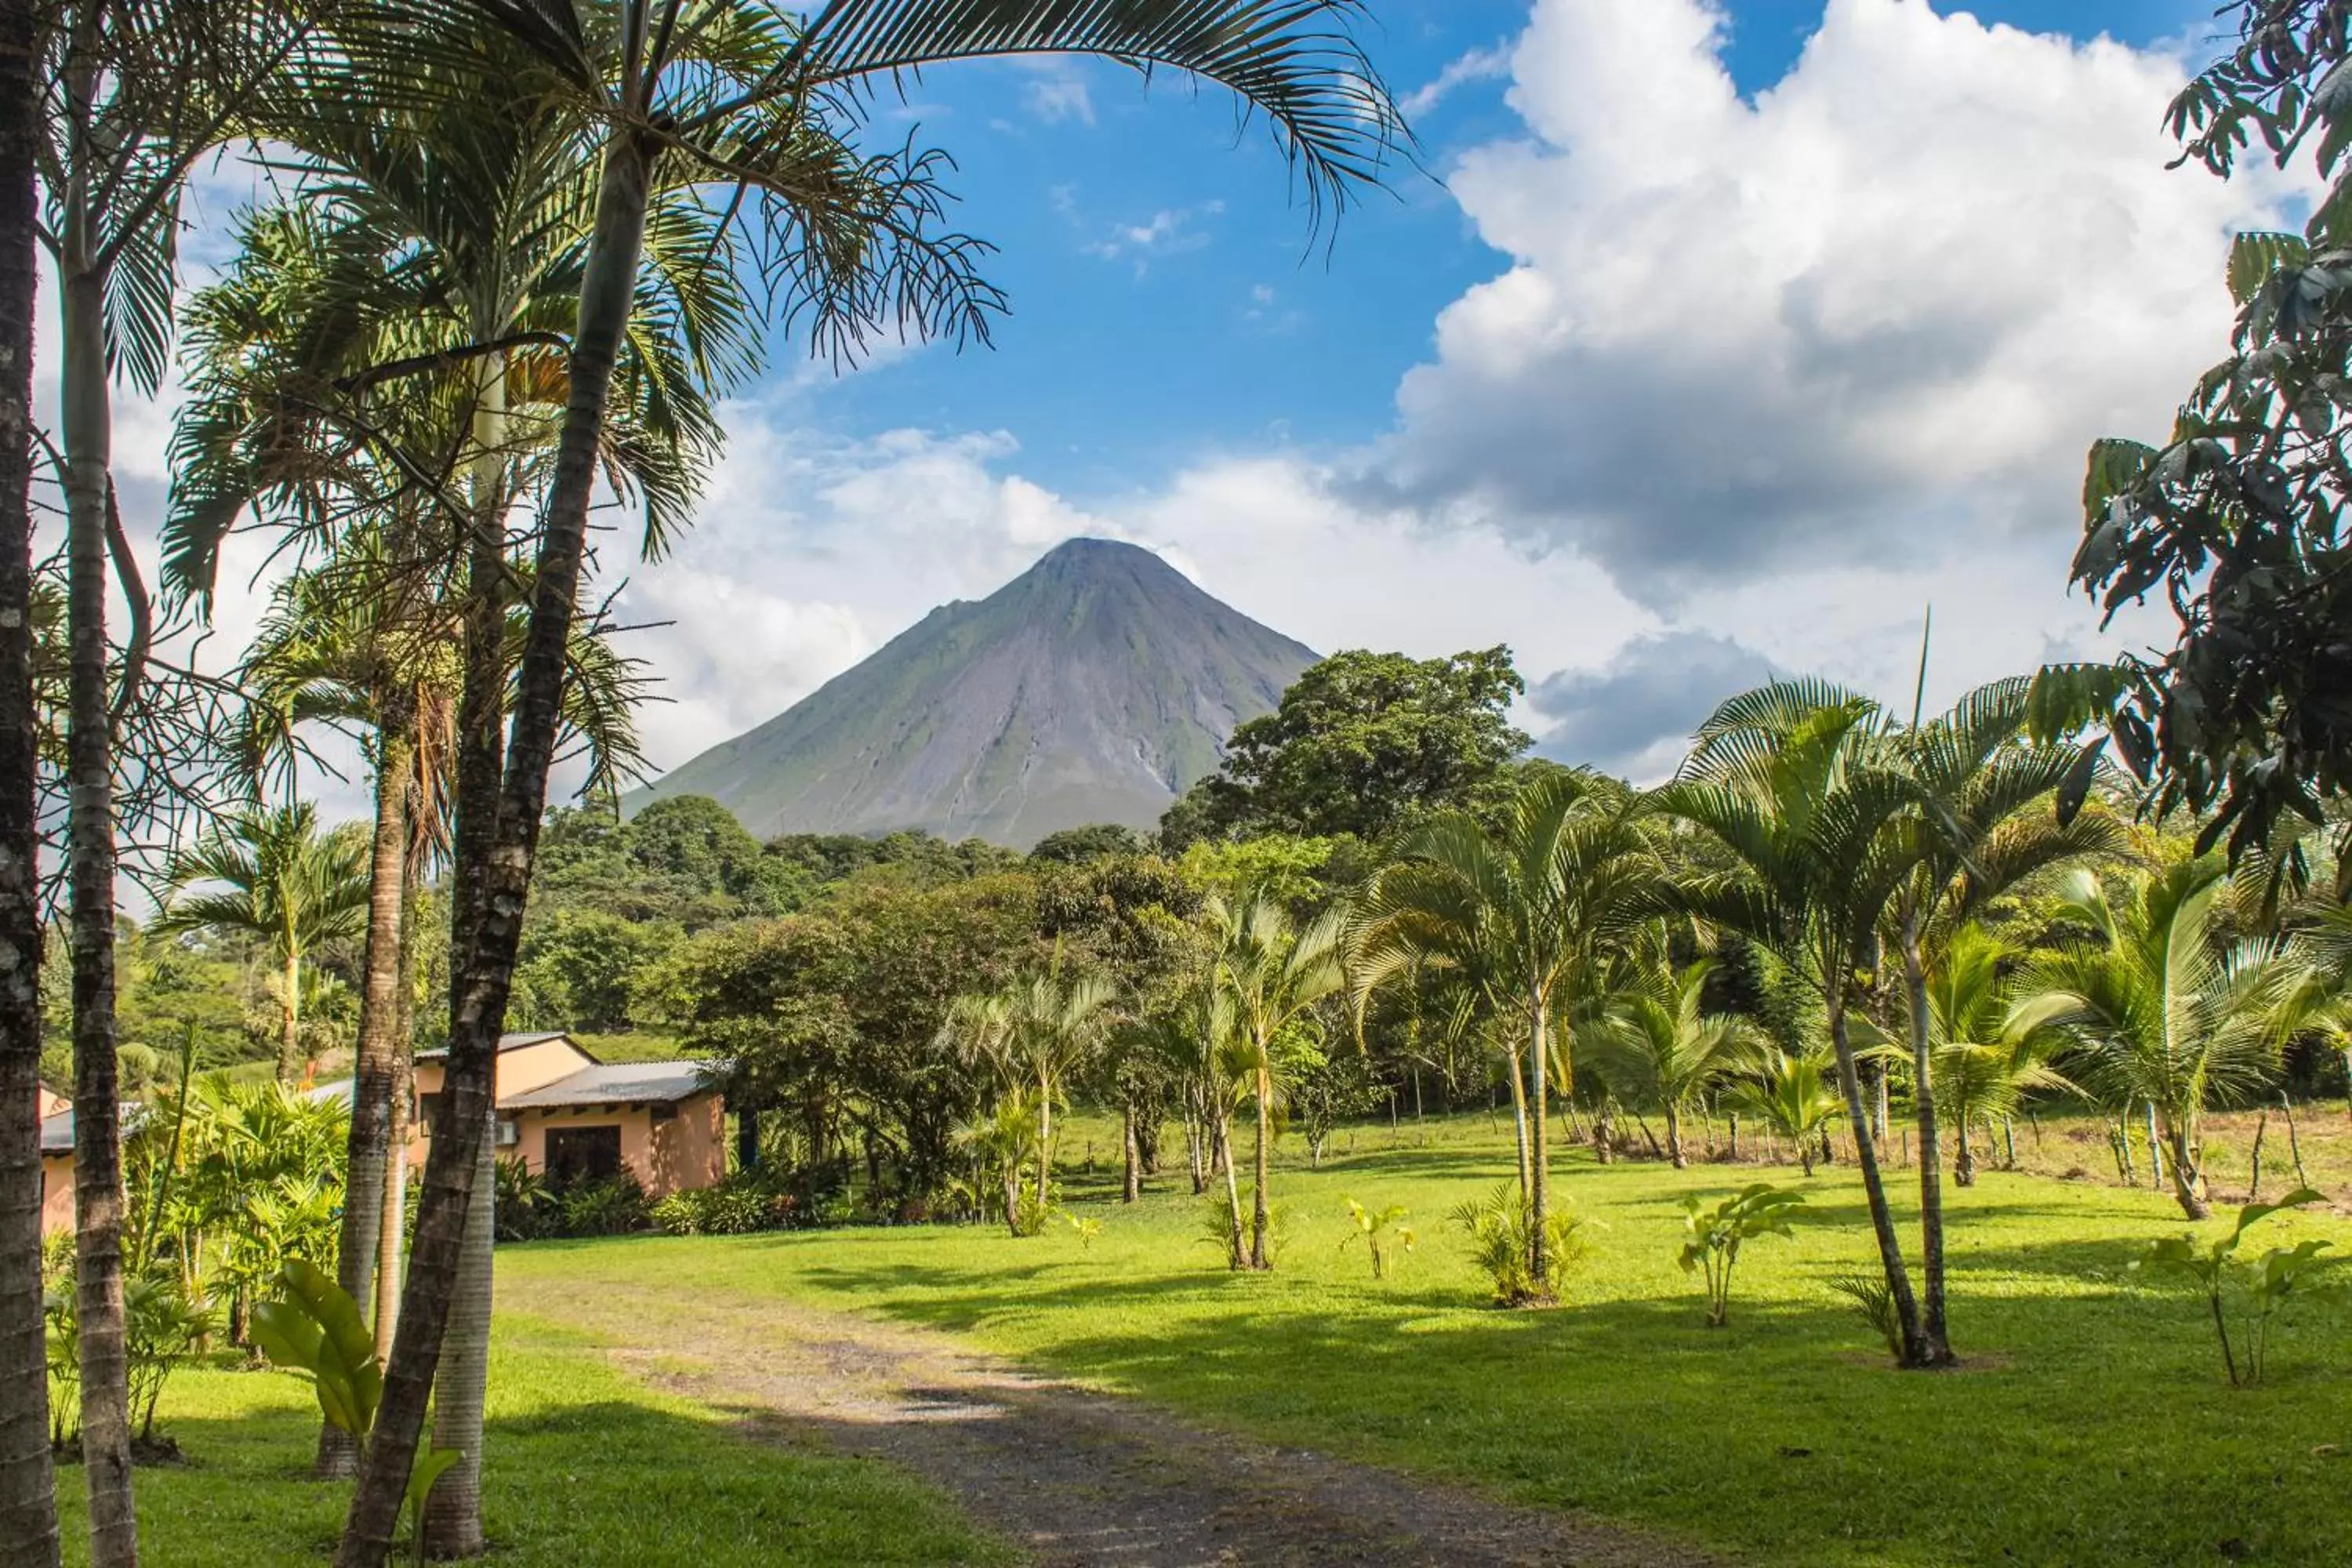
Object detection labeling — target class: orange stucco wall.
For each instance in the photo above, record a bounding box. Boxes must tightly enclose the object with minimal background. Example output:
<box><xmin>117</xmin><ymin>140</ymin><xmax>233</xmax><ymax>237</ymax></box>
<box><xmin>503</xmin><ymin>1093</ymin><xmax>724</xmax><ymax>1200</ymax></box>
<box><xmin>41</xmin><ymin>1156</ymin><xmax>72</xmax><ymax>1235</ymax></box>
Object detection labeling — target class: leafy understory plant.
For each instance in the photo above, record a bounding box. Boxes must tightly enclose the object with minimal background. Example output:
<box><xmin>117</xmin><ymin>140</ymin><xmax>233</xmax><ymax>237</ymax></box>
<box><xmin>1679</xmin><ymin>1185</ymin><xmax>1806</xmax><ymax>1328</ymax></box>
<box><xmin>254</xmin><ymin>1261</ymin><xmax>461</xmax><ymax>1563</ymax></box>
<box><xmin>1059</xmin><ymin>1212</ymin><xmax>1104</xmax><ymax>1251</ymax></box>
<box><xmin>2133</xmin><ymin>1188</ymin><xmax>2336</xmax><ymax>1387</ymax></box>
<box><xmin>1829</xmin><ymin>1272</ymin><xmax>1903</xmax><ymax>1363</ymax></box>
<box><xmin>1341</xmin><ymin>1199</ymin><xmax>1417</xmax><ymax>1280</ymax></box>
<box><xmin>1451</xmin><ymin>1182</ymin><xmax>1589</xmax><ymax>1306</ymax></box>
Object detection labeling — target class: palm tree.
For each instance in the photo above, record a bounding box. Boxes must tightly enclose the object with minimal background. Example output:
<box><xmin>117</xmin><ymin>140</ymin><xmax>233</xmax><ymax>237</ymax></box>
<box><xmin>312</xmin><ymin>5</ymin><xmax>1399</xmax><ymax>1554</ymax></box>
<box><xmin>1730</xmin><ymin>1050</ymin><xmax>1844</xmax><ymax>1176</ymax></box>
<box><xmin>941</xmin><ymin>969</ymin><xmax>1116</xmax><ymax>1229</ymax></box>
<box><xmin>1357</xmin><ymin>769</ymin><xmax>1665</xmax><ymax>1295</ymax></box>
<box><xmin>152</xmin><ymin>805</ymin><xmax>369</xmax><ymax>1086</ymax></box>
<box><xmin>1584</xmin><ymin>961</ymin><xmax>1762</xmax><ymax>1168</ymax></box>
<box><xmin>1875</xmin><ymin>670</ymin><xmax>2124</xmax><ymax>1358</ymax></box>
<box><xmin>36</xmin><ymin>4</ymin><xmax>325</xmax><ymax>1551</ymax></box>
<box><xmin>167</xmin><ymin>65</ymin><xmax>692</xmax><ymax>1528</ymax></box>
<box><xmin>0</xmin><ymin>0</ymin><xmax>54</xmax><ymax>1550</ymax></box>
<box><xmin>1205</xmin><ymin>891</ymin><xmax>1347</xmax><ymax>1271</ymax></box>
<box><xmin>1660</xmin><ymin>685</ymin><xmax>1941</xmax><ymax>1364</ymax></box>
<box><xmin>2026</xmin><ymin>861</ymin><xmax>2317</xmax><ymax>1218</ymax></box>
<box><xmin>1920</xmin><ymin>925</ymin><xmax>2077</xmax><ymax>1186</ymax></box>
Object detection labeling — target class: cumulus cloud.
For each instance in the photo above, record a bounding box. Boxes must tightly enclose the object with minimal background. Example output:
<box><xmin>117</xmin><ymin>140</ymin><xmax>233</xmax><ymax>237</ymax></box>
<box><xmin>1531</xmin><ymin>630</ymin><xmax>1775</xmax><ymax>781</ymax></box>
<box><xmin>1367</xmin><ymin>0</ymin><xmax>2306</xmax><ymax>603</ymax></box>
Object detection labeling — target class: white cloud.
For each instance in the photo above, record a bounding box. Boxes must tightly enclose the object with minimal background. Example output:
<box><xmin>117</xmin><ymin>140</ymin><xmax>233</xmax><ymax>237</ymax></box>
<box><xmin>1401</xmin><ymin>42</ymin><xmax>1514</xmax><ymax>118</ymax></box>
<box><xmin>1021</xmin><ymin>69</ymin><xmax>1095</xmax><ymax>127</ymax></box>
<box><xmin>1084</xmin><ymin>201</ymin><xmax>1226</xmax><ymax>271</ymax></box>
<box><xmin>1370</xmin><ymin>0</ymin><xmax>2307</xmax><ymax>602</ymax></box>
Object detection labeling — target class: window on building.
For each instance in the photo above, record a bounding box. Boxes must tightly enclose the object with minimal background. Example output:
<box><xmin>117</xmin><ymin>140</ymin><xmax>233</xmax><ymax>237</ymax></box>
<box><xmin>544</xmin><ymin>1124</ymin><xmax>622</xmax><ymax>1186</ymax></box>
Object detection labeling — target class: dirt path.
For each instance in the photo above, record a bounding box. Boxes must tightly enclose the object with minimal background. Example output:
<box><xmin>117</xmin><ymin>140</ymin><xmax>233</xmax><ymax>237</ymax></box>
<box><xmin>531</xmin><ymin>1284</ymin><xmax>1728</xmax><ymax>1568</ymax></box>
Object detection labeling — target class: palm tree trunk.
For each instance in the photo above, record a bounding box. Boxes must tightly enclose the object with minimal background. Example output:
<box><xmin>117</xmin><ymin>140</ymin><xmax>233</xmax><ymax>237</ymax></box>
<box><xmin>1121</xmin><ymin>1103</ymin><xmax>1139</xmax><ymax>1203</ymax></box>
<box><xmin>320</xmin><ymin>726</ymin><xmax>412</xmax><ymax>1477</ymax></box>
<box><xmin>1216</xmin><ymin>1112</ymin><xmax>1243</xmax><ymax>1269</ymax></box>
<box><xmin>376</xmin><ymin>883</ymin><xmax>418</xmax><ymax>1362</ymax></box>
<box><xmin>1526</xmin><ymin>1000</ymin><xmax>1553</xmax><ymax>1294</ymax></box>
<box><xmin>0</xmin><ymin>0</ymin><xmax>60</xmax><ymax>1545</ymax></box>
<box><xmin>1034</xmin><ymin>1068</ymin><xmax>1052</xmax><ymax>1217</ymax></box>
<box><xmin>341</xmin><ymin>125</ymin><xmax>657</xmax><ymax>1553</ymax></box>
<box><xmin>422</xmin><ymin>1112</ymin><xmax>495</xmax><ymax>1559</ymax></box>
<box><xmin>1664</xmin><ymin>1104</ymin><xmax>1686</xmax><ymax>1169</ymax></box>
<box><xmin>1504</xmin><ymin>1044</ymin><xmax>1532</xmax><ymax>1203</ymax></box>
<box><xmin>2164</xmin><ymin>1115</ymin><xmax>2208</xmax><ymax>1220</ymax></box>
<box><xmin>60</xmin><ymin>142</ymin><xmax>137</xmax><ymax>1567</ymax></box>
<box><xmin>1899</xmin><ymin>916</ymin><xmax>1954</xmax><ymax>1362</ymax></box>
<box><xmin>1828</xmin><ymin>996</ymin><xmax>1927</xmax><ymax>1368</ymax></box>
<box><xmin>276</xmin><ymin>950</ymin><xmax>303</xmax><ymax>1086</ymax></box>
<box><xmin>1249</xmin><ymin>1064</ymin><xmax>1273</xmax><ymax>1270</ymax></box>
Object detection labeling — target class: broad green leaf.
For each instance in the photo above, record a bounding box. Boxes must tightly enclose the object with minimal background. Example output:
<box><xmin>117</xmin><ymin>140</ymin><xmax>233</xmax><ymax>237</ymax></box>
<box><xmin>249</xmin><ymin>1300</ymin><xmax>323</xmax><ymax>1376</ymax></box>
<box><xmin>2229</xmin><ymin>231</ymin><xmax>2310</xmax><ymax>306</ymax></box>
<box><xmin>2082</xmin><ymin>439</ymin><xmax>2156</xmax><ymax>521</ymax></box>
<box><xmin>2233</xmin><ymin>1186</ymin><xmax>2327</xmax><ymax>1245</ymax></box>
<box><xmin>406</xmin><ymin>1446</ymin><xmax>463</xmax><ymax>1518</ymax></box>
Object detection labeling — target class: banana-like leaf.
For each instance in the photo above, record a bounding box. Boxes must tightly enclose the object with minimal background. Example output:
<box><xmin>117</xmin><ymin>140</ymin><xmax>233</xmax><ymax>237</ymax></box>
<box><xmin>407</xmin><ymin>1445</ymin><xmax>463</xmax><ymax>1518</ymax></box>
<box><xmin>248</xmin><ymin>1299</ymin><xmax>325</xmax><ymax>1377</ymax></box>
<box><xmin>261</xmin><ymin>1258</ymin><xmax>385</xmax><ymax>1437</ymax></box>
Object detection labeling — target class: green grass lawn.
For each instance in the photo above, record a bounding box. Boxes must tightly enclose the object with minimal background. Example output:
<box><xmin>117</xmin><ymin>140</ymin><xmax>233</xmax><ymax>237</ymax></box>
<box><xmin>55</xmin><ymin>1316</ymin><xmax>1008</xmax><ymax>1566</ymax></box>
<box><xmin>501</xmin><ymin>1113</ymin><xmax>2352</xmax><ymax>1568</ymax></box>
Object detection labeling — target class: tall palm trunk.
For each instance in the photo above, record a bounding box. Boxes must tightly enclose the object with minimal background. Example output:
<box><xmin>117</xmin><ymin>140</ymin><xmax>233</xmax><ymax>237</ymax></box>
<box><xmin>1248</xmin><ymin>1061</ymin><xmax>1273</xmax><ymax>1270</ymax></box>
<box><xmin>320</xmin><ymin>723</ymin><xmax>412</xmax><ymax>1475</ymax></box>
<box><xmin>340</xmin><ymin>130</ymin><xmax>655</xmax><ymax>1559</ymax></box>
<box><xmin>376</xmin><ymin>880</ymin><xmax>419</xmax><ymax>1361</ymax></box>
<box><xmin>1121</xmin><ymin>1103</ymin><xmax>1139</xmax><ymax>1203</ymax></box>
<box><xmin>1504</xmin><ymin>1044</ymin><xmax>1532</xmax><ymax>1200</ymax></box>
<box><xmin>0</xmin><ymin>0</ymin><xmax>61</xmax><ymax>1546</ymax></box>
<box><xmin>1828</xmin><ymin>997</ymin><xmax>1928</xmax><ymax>1367</ymax></box>
<box><xmin>278</xmin><ymin>949</ymin><xmax>303</xmax><ymax>1085</ymax></box>
<box><xmin>1898</xmin><ymin>913</ymin><xmax>1953</xmax><ymax>1362</ymax></box>
<box><xmin>1526</xmin><ymin>996</ymin><xmax>1552</xmax><ymax>1293</ymax></box>
<box><xmin>423</xmin><ymin>1114</ymin><xmax>494</xmax><ymax>1559</ymax></box>
<box><xmin>59</xmin><ymin>88</ymin><xmax>137</xmax><ymax>1563</ymax></box>
<box><xmin>1034</xmin><ymin>1066</ymin><xmax>1052</xmax><ymax>1215</ymax></box>
<box><xmin>1217</xmin><ymin>1111</ymin><xmax>1244</xmax><ymax>1269</ymax></box>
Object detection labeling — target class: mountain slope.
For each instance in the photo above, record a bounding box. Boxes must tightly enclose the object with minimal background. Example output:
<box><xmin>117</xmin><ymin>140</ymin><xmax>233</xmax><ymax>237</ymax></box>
<box><xmin>626</xmin><ymin>539</ymin><xmax>1317</xmax><ymax>847</ymax></box>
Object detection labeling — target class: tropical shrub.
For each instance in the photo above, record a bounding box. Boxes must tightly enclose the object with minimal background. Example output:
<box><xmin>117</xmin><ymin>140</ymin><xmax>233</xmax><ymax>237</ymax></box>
<box><xmin>492</xmin><ymin>1156</ymin><xmax>554</xmax><ymax>1241</ymax></box>
<box><xmin>555</xmin><ymin>1173</ymin><xmax>651</xmax><ymax>1238</ymax></box>
<box><xmin>45</xmin><ymin>1276</ymin><xmax>216</xmax><ymax>1448</ymax></box>
<box><xmin>1340</xmin><ymin>1198</ymin><xmax>1415</xmax><ymax>1280</ymax></box>
<box><xmin>650</xmin><ymin>1172</ymin><xmax>797</xmax><ymax>1236</ymax></box>
<box><xmin>1677</xmin><ymin>1185</ymin><xmax>1805</xmax><ymax>1327</ymax></box>
<box><xmin>2134</xmin><ymin>1188</ymin><xmax>2336</xmax><ymax>1387</ymax></box>
<box><xmin>1450</xmin><ymin>1181</ymin><xmax>1588</xmax><ymax>1306</ymax></box>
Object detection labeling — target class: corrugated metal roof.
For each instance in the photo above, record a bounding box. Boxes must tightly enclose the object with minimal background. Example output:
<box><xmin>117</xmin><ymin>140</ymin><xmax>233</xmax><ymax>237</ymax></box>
<box><xmin>499</xmin><ymin>1059</ymin><xmax>724</xmax><ymax>1110</ymax></box>
<box><xmin>40</xmin><ymin>1109</ymin><xmax>71</xmax><ymax>1156</ymax></box>
<box><xmin>415</xmin><ymin>1031</ymin><xmax>590</xmax><ymax>1064</ymax></box>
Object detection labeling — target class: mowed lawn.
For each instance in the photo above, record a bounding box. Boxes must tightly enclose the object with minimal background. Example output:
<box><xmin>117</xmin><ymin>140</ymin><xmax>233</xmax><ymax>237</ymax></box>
<box><xmin>56</xmin><ymin>1317</ymin><xmax>1009</xmax><ymax>1567</ymax></box>
<box><xmin>502</xmin><ymin>1114</ymin><xmax>2352</xmax><ymax>1568</ymax></box>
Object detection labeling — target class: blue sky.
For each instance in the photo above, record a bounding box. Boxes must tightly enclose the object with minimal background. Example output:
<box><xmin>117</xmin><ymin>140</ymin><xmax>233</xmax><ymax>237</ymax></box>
<box><xmin>124</xmin><ymin>0</ymin><xmax>2292</xmax><ymax>796</ymax></box>
<box><xmin>795</xmin><ymin>0</ymin><xmax>2220</xmax><ymax>497</ymax></box>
